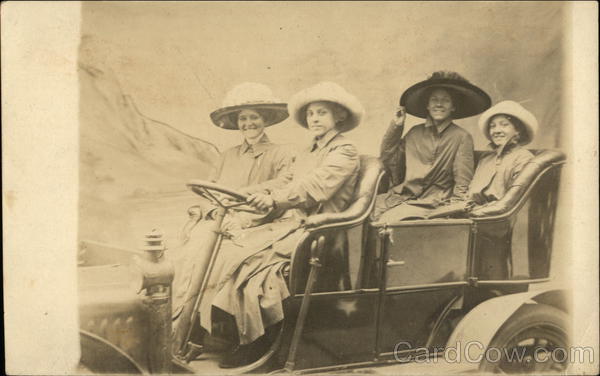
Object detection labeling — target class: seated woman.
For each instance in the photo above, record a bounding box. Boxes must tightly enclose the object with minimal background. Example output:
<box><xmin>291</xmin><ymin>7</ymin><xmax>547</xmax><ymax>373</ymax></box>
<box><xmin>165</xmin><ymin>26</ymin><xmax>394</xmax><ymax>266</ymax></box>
<box><xmin>465</xmin><ymin>100</ymin><xmax>538</xmax><ymax>279</ymax></box>
<box><xmin>196</xmin><ymin>82</ymin><xmax>363</xmax><ymax>368</ymax></box>
<box><xmin>207</xmin><ymin>82</ymin><xmax>295</xmax><ymax>229</ymax></box>
<box><xmin>210</xmin><ymin>83</ymin><xmax>293</xmax><ymax>192</ymax></box>
<box><xmin>172</xmin><ymin>83</ymin><xmax>293</xmax><ymax>318</ymax></box>
<box><xmin>423</xmin><ymin>100</ymin><xmax>537</xmax><ymax>219</ymax></box>
<box><xmin>372</xmin><ymin>71</ymin><xmax>490</xmax><ymax>223</ymax></box>
<box><xmin>467</xmin><ymin>100</ymin><xmax>537</xmax><ymax>214</ymax></box>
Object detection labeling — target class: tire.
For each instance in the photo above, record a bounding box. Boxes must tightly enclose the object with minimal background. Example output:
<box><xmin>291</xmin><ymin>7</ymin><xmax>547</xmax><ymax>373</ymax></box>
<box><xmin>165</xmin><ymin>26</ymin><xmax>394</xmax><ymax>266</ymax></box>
<box><xmin>479</xmin><ymin>303</ymin><xmax>569</xmax><ymax>374</ymax></box>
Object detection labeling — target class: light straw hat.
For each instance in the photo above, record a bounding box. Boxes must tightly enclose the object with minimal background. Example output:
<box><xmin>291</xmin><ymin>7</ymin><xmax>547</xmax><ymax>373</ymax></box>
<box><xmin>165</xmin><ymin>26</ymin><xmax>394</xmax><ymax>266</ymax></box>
<box><xmin>478</xmin><ymin>100</ymin><xmax>538</xmax><ymax>145</ymax></box>
<box><xmin>210</xmin><ymin>82</ymin><xmax>288</xmax><ymax>130</ymax></box>
<box><xmin>288</xmin><ymin>82</ymin><xmax>365</xmax><ymax>132</ymax></box>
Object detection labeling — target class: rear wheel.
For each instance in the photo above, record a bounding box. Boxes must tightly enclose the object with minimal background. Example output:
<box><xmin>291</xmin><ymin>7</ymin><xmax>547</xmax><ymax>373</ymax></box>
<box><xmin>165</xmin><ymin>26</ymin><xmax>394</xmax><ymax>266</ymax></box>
<box><xmin>479</xmin><ymin>304</ymin><xmax>569</xmax><ymax>374</ymax></box>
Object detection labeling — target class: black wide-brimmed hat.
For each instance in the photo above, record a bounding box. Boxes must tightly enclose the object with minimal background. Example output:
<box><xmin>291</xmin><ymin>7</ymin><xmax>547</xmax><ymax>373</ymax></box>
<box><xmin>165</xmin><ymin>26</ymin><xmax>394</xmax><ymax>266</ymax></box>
<box><xmin>400</xmin><ymin>71</ymin><xmax>491</xmax><ymax>120</ymax></box>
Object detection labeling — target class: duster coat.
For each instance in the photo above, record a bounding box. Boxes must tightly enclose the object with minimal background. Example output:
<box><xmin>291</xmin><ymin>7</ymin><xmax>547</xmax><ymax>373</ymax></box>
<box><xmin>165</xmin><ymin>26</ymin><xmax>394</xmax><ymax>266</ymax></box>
<box><xmin>211</xmin><ymin>133</ymin><xmax>294</xmax><ymax>194</ymax></box>
<box><xmin>199</xmin><ymin>130</ymin><xmax>360</xmax><ymax>344</ymax></box>
<box><xmin>171</xmin><ymin>134</ymin><xmax>294</xmax><ymax>318</ymax></box>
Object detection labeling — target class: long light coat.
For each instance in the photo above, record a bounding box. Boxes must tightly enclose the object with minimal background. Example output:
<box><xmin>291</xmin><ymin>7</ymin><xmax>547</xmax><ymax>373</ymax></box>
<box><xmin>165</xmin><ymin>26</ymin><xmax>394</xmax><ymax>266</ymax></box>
<box><xmin>200</xmin><ymin>130</ymin><xmax>360</xmax><ymax>344</ymax></box>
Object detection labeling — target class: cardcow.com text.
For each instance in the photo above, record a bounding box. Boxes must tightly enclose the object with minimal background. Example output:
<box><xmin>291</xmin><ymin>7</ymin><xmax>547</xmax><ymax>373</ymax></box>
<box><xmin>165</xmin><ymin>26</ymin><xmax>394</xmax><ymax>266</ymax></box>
<box><xmin>393</xmin><ymin>341</ymin><xmax>595</xmax><ymax>365</ymax></box>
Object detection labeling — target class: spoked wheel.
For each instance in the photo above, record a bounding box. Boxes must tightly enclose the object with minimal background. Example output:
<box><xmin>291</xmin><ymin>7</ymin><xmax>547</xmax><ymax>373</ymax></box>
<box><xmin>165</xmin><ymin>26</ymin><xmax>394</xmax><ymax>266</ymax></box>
<box><xmin>480</xmin><ymin>304</ymin><xmax>569</xmax><ymax>374</ymax></box>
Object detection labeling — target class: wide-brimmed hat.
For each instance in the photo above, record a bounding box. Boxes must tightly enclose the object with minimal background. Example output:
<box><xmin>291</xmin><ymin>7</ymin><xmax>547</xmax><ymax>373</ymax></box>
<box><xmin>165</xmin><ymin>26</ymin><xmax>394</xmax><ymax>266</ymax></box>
<box><xmin>478</xmin><ymin>100</ymin><xmax>538</xmax><ymax>145</ymax></box>
<box><xmin>400</xmin><ymin>71</ymin><xmax>491</xmax><ymax>119</ymax></box>
<box><xmin>210</xmin><ymin>82</ymin><xmax>288</xmax><ymax>130</ymax></box>
<box><xmin>288</xmin><ymin>82</ymin><xmax>365</xmax><ymax>132</ymax></box>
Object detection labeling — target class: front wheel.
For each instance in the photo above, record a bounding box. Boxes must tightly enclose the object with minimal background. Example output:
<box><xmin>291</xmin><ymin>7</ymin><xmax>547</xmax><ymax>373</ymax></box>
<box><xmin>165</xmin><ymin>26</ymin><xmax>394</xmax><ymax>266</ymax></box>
<box><xmin>479</xmin><ymin>303</ymin><xmax>570</xmax><ymax>374</ymax></box>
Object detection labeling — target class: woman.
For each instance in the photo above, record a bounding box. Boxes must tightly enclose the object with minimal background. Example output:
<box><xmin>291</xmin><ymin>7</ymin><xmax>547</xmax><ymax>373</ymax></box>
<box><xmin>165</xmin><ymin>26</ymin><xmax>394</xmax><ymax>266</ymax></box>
<box><xmin>421</xmin><ymin>100</ymin><xmax>537</xmax><ymax>219</ymax></box>
<box><xmin>198</xmin><ymin>82</ymin><xmax>364</xmax><ymax>368</ymax></box>
<box><xmin>209</xmin><ymin>82</ymin><xmax>294</xmax><ymax>199</ymax></box>
<box><xmin>172</xmin><ymin>83</ymin><xmax>293</xmax><ymax>320</ymax></box>
<box><xmin>466</xmin><ymin>100</ymin><xmax>537</xmax><ymax>280</ymax></box>
<box><xmin>467</xmin><ymin>100</ymin><xmax>537</xmax><ymax>214</ymax></box>
<box><xmin>373</xmin><ymin>71</ymin><xmax>490</xmax><ymax>223</ymax></box>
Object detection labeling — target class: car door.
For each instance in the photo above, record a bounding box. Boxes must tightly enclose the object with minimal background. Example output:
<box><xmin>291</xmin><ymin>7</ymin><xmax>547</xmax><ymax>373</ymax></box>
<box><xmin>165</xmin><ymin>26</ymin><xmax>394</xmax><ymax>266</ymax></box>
<box><xmin>374</xmin><ymin>219</ymin><xmax>474</xmax><ymax>360</ymax></box>
<box><xmin>285</xmin><ymin>225</ymin><xmax>380</xmax><ymax>370</ymax></box>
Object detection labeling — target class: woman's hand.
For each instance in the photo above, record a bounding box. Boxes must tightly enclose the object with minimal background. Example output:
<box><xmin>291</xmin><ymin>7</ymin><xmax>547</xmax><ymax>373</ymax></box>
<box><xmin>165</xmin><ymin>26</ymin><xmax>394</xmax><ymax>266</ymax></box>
<box><xmin>392</xmin><ymin>105</ymin><xmax>406</xmax><ymax>127</ymax></box>
<box><xmin>247</xmin><ymin>193</ymin><xmax>275</xmax><ymax>212</ymax></box>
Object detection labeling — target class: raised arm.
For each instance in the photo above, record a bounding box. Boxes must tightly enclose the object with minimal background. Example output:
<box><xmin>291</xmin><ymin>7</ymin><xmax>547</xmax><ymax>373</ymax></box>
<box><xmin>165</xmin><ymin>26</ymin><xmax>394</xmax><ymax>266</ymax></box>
<box><xmin>380</xmin><ymin>106</ymin><xmax>407</xmax><ymax>187</ymax></box>
<box><xmin>380</xmin><ymin>121</ymin><xmax>406</xmax><ymax>187</ymax></box>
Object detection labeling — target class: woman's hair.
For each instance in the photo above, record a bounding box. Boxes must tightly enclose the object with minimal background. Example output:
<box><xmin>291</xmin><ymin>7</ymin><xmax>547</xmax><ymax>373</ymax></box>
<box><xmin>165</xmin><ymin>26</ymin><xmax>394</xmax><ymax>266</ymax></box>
<box><xmin>228</xmin><ymin>108</ymin><xmax>273</xmax><ymax>128</ymax></box>
<box><xmin>488</xmin><ymin>113</ymin><xmax>530</xmax><ymax>145</ymax></box>
<box><xmin>304</xmin><ymin>101</ymin><xmax>349</xmax><ymax>128</ymax></box>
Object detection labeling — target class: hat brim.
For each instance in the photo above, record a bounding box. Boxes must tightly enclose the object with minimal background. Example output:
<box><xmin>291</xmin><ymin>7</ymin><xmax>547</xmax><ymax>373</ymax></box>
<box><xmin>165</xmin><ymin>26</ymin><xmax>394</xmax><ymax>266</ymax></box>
<box><xmin>477</xmin><ymin>101</ymin><xmax>538</xmax><ymax>145</ymax></box>
<box><xmin>210</xmin><ymin>103</ymin><xmax>289</xmax><ymax>130</ymax></box>
<box><xmin>288</xmin><ymin>83</ymin><xmax>365</xmax><ymax>132</ymax></box>
<box><xmin>400</xmin><ymin>79</ymin><xmax>491</xmax><ymax>120</ymax></box>
<box><xmin>293</xmin><ymin>103</ymin><xmax>361</xmax><ymax>133</ymax></box>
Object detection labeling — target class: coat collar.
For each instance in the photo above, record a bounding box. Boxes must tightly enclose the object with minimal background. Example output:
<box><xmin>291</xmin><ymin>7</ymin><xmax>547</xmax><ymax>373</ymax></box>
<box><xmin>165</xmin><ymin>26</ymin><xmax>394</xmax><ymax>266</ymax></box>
<box><xmin>425</xmin><ymin>116</ymin><xmax>453</xmax><ymax>134</ymax></box>
<box><xmin>240</xmin><ymin>133</ymin><xmax>271</xmax><ymax>156</ymax></box>
<box><xmin>488</xmin><ymin>136</ymin><xmax>521</xmax><ymax>157</ymax></box>
<box><xmin>311</xmin><ymin>129</ymin><xmax>341</xmax><ymax>151</ymax></box>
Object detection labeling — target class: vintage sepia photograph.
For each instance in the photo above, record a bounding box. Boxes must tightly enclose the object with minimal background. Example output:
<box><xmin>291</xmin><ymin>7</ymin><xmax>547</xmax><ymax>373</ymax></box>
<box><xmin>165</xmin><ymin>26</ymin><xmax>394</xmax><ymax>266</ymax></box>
<box><xmin>3</xmin><ymin>1</ymin><xmax>599</xmax><ymax>375</ymax></box>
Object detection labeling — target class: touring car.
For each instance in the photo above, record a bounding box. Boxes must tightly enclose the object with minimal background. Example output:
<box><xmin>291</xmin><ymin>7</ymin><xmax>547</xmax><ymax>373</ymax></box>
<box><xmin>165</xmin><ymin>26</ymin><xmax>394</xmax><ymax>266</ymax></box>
<box><xmin>77</xmin><ymin>149</ymin><xmax>568</xmax><ymax>374</ymax></box>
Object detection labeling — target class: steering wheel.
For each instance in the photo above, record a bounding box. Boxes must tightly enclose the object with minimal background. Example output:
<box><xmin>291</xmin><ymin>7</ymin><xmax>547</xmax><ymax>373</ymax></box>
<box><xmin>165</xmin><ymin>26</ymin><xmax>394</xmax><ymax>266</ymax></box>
<box><xmin>186</xmin><ymin>180</ymin><xmax>266</xmax><ymax>214</ymax></box>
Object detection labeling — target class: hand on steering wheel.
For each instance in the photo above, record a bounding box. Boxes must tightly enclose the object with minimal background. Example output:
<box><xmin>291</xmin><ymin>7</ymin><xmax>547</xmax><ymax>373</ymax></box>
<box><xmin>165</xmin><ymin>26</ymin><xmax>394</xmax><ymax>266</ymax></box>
<box><xmin>246</xmin><ymin>192</ymin><xmax>275</xmax><ymax>212</ymax></box>
<box><xmin>187</xmin><ymin>180</ymin><xmax>268</xmax><ymax>215</ymax></box>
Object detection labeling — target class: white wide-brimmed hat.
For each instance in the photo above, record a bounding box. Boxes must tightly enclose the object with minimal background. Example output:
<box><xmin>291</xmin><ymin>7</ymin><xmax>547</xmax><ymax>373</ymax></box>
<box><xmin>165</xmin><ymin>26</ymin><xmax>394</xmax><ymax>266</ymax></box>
<box><xmin>210</xmin><ymin>82</ymin><xmax>288</xmax><ymax>130</ymax></box>
<box><xmin>478</xmin><ymin>100</ymin><xmax>538</xmax><ymax>145</ymax></box>
<box><xmin>400</xmin><ymin>71</ymin><xmax>491</xmax><ymax>120</ymax></box>
<box><xmin>288</xmin><ymin>82</ymin><xmax>365</xmax><ymax>132</ymax></box>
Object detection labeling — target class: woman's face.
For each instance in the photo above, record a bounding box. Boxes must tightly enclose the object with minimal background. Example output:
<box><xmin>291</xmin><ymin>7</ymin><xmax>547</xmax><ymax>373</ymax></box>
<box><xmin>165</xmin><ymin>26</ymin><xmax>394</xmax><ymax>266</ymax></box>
<box><xmin>237</xmin><ymin>109</ymin><xmax>266</xmax><ymax>141</ymax></box>
<box><xmin>488</xmin><ymin>114</ymin><xmax>519</xmax><ymax>147</ymax></box>
<box><xmin>427</xmin><ymin>88</ymin><xmax>455</xmax><ymax>122</ymax></box>
<box><xmin>306</xmin><ymin>102</ymin><xmax>337</xmax><ymax>138</ymax></box>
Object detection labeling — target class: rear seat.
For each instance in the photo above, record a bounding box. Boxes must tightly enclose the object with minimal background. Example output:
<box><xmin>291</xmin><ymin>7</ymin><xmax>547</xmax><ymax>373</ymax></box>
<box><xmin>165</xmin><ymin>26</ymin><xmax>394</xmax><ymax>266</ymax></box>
<box><xmin>470</xmin><ymin>149</ymin><xmax>566</xmax><ymax>217</ymax></box>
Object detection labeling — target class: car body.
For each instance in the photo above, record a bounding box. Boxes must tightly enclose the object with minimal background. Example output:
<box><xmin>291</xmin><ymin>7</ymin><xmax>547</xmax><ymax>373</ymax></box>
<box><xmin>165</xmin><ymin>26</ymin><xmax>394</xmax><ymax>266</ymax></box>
<box><xmin>77</xmin><ymin>149</ymin><xmax>568</xmax><ymax>374</ymax></box>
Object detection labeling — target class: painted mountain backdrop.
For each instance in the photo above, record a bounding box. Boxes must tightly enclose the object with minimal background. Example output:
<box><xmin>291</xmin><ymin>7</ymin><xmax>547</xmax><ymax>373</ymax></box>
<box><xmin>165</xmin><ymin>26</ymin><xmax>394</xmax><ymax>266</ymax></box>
<box><xmin>79</xmin><ymin>47</ymin><xmax>220</xmax><ymax>247</ymax></box>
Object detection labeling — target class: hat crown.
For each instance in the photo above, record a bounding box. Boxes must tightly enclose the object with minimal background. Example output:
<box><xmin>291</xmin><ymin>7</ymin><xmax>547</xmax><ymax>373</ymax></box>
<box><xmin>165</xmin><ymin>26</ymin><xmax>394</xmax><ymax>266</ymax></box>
<box><xmin>288</xmin><ymin>81</ymin><xmax>365</xmax><ymax>132</ymax></box>
<box><xmin>222</xmin><ymin>82</ymin><xmax>282</xmax><ymax>108</ymax></box>
<box><xmin>428</xmin><ymin>70</ymin><xmax>470</xmax><ymax>83</ymax></box>
<box><xmin>210</xmin><ymin>83</ymin><xmax>288</xmax><ymax>130</ymax></box>
<box><xmin>306</xmin><ymin>81</ymin><xmax>346</xmax><ymax>95</ymax></box>
<box><xmin>400</xmin><ymin>71</ymin><xmax>491</xmax><ymax>119</ymax></box>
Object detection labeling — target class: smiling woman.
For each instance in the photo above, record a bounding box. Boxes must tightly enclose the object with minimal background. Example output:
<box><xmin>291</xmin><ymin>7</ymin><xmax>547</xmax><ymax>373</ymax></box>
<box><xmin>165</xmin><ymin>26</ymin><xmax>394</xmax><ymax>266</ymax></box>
<box><xmin>237</xmin><ymin>109</ymin><xmax>267</xmax><ymax>142</ymax></box>
<box><xmin>489</xmin><ymin>115</ymin><xmax>520</xmax><ymax>147</ymax></box>
<box><xmin>207</xmin><ymin>82</ymin><xmax>294</xmax><ymax>197</ymax></box>
<box><xmin>372</xmin><ymin>71</ymin><xmax>491</xmax><ymax>223</ymax></box>
<box><xmin>426</xmin><ymin>89</ymin><xmax>456</xmax><ymax>123</ymax></box>
<box><xmin>171</xmin><ymin>82</ymin><xmax>295</xmax><ymax>332</ymax></box>
<box><xmin>467</xmin><ymin>100</ymin><xmax>537</xmax><ymax>211</ymax></box>
<box><xmin>184</xmin><ymin>82</ymin><xmax>364</xmax><ymax>369</ymax></box>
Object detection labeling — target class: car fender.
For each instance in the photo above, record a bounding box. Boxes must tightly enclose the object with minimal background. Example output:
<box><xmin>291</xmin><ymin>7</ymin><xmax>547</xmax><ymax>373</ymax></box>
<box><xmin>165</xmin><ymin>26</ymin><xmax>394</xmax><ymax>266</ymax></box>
<box><xmin>444</xmin><ymin>288</ymin><xmax>568</xmax><ymax>370</ymax></box>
